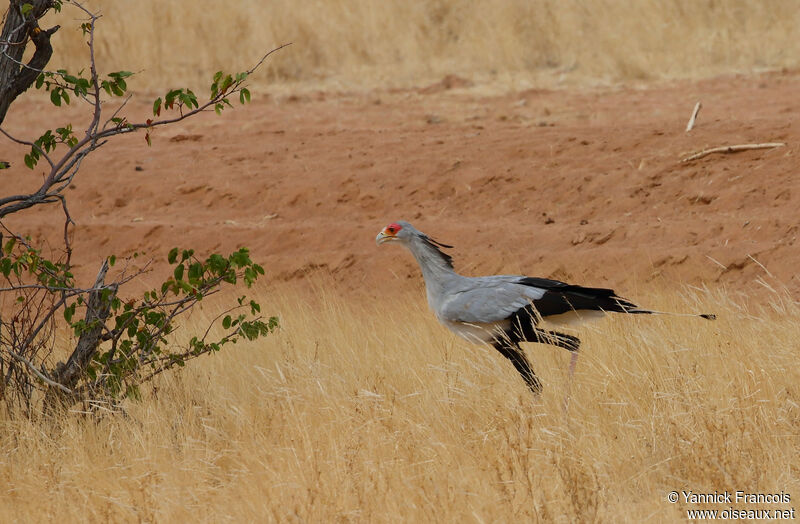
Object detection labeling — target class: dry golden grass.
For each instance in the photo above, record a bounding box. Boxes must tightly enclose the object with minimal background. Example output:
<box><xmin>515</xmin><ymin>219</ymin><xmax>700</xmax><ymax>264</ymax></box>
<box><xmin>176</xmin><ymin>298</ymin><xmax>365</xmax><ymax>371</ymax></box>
<box><xmin>39</xmin><ymin>0</ymin><xmax>800</xmax><ymax>92</ymax></box>
<box><xmin>1</xmin><ymin>281</ymin><xmax>798</xmax><ymax>522</ymax></box>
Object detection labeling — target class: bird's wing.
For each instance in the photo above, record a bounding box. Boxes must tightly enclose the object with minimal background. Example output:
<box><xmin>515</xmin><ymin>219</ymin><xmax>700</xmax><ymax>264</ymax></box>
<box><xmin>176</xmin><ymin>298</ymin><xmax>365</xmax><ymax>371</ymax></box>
<box><xmin>439</xmin><ymin>276</ymin><xmax>546</xmax><ymax>324</ymax></box>
<box><xmin>439</xmin><ymin>275</ymin><xmax>639</xmax><ymax>324</ymax></box>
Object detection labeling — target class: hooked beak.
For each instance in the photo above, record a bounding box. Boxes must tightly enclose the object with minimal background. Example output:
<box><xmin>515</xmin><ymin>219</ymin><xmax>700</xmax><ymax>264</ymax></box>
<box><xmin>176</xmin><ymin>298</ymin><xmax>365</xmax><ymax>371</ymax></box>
<box><xmin>375</xmin><ymin>228</ymin><xmax>396</xmax><ymax>245</ymax></box>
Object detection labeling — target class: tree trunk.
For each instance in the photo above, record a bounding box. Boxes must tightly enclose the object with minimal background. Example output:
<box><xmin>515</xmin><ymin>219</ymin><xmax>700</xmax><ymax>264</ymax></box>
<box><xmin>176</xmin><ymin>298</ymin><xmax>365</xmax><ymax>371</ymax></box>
<box><xmin>45</xmin><ymin>259</ymin><xmax>116</xmax><ymax>408</ymax></box>
<box><xmin>0</xmin><ymin>0</ymin><xmax>59</xmax><ymax>126</ymax></box>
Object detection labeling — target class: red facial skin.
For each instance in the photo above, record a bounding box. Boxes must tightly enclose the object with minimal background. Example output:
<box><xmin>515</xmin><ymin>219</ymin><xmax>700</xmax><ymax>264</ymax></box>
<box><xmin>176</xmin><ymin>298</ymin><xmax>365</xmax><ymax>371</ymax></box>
<box><xmin>384</xmin><ymin>223</ymin><xmax>403</xmax><ymax>236</ymax></box>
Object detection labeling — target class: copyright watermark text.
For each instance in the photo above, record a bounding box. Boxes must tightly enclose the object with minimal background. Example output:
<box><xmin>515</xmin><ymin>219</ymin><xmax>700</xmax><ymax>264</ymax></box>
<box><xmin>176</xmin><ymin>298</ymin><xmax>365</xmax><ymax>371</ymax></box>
<box><xmin>667</xmin><ymin>490</ymin><xmax>795</xmax><ymax>520</ymax></box>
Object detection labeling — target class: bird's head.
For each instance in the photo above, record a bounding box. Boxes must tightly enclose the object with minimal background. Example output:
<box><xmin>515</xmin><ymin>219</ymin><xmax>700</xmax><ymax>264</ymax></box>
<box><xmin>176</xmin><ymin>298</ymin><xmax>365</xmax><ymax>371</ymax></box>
<box><xmin>376</xmin><ymin>221</ymin><xmax>455</xmax><ymax>268</ymax></box>
<box><xmin>375</xmin><ymin>221</ymin><xmax>412</xmax><ymax>245</ymax></box>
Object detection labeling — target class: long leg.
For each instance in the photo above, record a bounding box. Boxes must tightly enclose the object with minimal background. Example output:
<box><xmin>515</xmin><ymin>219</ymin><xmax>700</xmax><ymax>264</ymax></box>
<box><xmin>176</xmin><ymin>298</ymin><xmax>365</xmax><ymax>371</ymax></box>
<box><xmin>492</xmin><ymin>340</ymin><xmax>542</xmax><ymax>394</ymax></box>
<box><xmin>508</xmin><ymin>311</ymin><xmax>581</xmax><ymax>353</ymax></box>
<box><xmin>536</xmin><ymin>329</ymin><xmax>581</xmax><ymax>412</ymax></box>
<box><xmin>542</xmin><ymin>330</ymin><xmax>580</xmax><ymax>382</ymax></box>
<box><xmin>531</xmin><ymin>329</ymin><xmax>580</xmax><ymax>352</ymax></box>
<box><xmin>521</xmin><ymin>327</ymin><xmax>582</xmax><ymax>409</ymax></box>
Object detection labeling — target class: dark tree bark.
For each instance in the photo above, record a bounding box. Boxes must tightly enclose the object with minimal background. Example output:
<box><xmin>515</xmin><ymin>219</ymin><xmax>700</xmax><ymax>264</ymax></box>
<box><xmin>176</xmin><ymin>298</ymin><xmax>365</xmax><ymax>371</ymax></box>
<box><xmin>0</xmin><ymin>0</ymin><xmax>60</xmax><ymax>126</ymax></box>
<box><xmin>46</xmin><ymin>259</ymin><xmax>117</xmax><ymax>407</ymax></box>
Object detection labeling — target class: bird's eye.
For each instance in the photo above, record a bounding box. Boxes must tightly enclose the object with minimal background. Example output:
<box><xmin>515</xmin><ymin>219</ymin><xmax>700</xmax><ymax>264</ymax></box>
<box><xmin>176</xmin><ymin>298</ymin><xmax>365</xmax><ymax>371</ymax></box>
<box><xmin>386</xmin><ymin>222</ymin><xmax>403</xmax><ymax>235</ymax></box>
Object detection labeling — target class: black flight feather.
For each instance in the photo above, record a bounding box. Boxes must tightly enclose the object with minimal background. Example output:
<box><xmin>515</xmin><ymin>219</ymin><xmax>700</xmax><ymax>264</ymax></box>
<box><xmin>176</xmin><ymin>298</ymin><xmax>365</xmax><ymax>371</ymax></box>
<box><xmin>517</xmin><ymin>277</ymin><xmax>648</xmax><ymax>317</ymax></box>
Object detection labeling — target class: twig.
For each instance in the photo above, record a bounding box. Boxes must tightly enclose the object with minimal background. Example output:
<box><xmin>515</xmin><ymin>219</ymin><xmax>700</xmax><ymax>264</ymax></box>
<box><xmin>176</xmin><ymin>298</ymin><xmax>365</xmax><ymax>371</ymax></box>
<box><xmin>685</xmin><ymin>101</ymin><xmax>701</xmax><ymax>132</ymax></box>
<box><xmin>102</xmin><ymin>93</ymin><xmax>134</xmax><ymax>131</ymax></box>
<box><xmin>681</xmin><ymin>143</ymin><xmax>786</xmax><ymax>163</ymax></box>
<box><xmin>246</xmin><ymin>43</ymin><xmax>292</xmax><ymax>75</ymax></box>
<box><xmin>0</xmin><ymin>126</ymin><xmax>55</xmax><ymax>168</ymax></box>
<box><xmin>6</xmin><ymin>348</ymin><xmax>72</xmax><ymax>393</ymax></box>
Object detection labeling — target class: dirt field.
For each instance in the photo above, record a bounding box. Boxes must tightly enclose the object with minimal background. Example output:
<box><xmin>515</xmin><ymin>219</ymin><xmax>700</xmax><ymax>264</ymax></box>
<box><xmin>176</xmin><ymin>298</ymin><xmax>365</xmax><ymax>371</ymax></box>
<box><xmin>2</xmin><ymin>70</ymin><xmax>797</xmax><ymax>301</ymax></box>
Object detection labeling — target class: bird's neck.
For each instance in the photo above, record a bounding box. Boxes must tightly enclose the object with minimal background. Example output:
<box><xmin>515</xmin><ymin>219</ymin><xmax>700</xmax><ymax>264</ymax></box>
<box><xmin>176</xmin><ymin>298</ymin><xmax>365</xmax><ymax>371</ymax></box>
<box><xmin>406</xmin><ymin>237</ymin><xmax>459</xmax><ymax>301</ymax></box>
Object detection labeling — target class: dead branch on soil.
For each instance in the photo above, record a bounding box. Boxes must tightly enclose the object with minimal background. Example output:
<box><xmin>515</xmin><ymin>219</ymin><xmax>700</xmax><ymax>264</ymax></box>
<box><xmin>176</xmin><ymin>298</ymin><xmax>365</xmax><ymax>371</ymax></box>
<box><xmin>681</xmin><ymin>142</ymin><xmax>786</xmax><ymax>163</ymax></box>
<box><xmin>685</xmin><ymin>101</ymin><xmax>701</xmax><ymax>132</ymax></box>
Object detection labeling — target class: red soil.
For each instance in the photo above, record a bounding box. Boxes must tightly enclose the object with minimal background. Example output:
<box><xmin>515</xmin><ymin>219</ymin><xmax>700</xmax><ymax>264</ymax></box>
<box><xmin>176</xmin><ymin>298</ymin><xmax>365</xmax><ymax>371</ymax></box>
<box><xmin>2</xmin><ymin>71</ymin><xmax>798</xmax><ymax>302</ymax></box>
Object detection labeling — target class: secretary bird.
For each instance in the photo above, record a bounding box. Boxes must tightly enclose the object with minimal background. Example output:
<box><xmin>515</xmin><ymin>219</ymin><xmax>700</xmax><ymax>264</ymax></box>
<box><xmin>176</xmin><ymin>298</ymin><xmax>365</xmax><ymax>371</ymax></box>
<box><xmin>376</xmin><ymin>221</ymin><xmax>715</xmax><ymax>394</ymax></box>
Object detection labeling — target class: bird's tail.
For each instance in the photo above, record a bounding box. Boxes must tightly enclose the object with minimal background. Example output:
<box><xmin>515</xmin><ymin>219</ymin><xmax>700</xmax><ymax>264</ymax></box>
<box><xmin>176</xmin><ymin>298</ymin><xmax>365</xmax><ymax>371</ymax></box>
<box><xmin>565</xmin><ymin>287</ymin><xmax>717</xmax><ymax>320</ymax></box>
<box><xmin>622</xmin><ymin>307</ymin><xmax>716</xmax><ymax>320</ymax></box>
<box><xmin>534</xmin><ymin>285</ymin><xmax>717</xmax><ymax>321</ymax></box>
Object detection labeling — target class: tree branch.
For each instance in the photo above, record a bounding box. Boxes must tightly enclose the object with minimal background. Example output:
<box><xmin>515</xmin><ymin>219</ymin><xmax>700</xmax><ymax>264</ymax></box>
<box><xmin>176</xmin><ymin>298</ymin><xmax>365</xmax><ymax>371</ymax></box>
<box><xmin>5</xmin><ymin>347</ymin><xmax>72</xmax><ymax>394</ymax></box>
<box><xmin>0</xmin><ymin>0</ymin><xmax>59</xmax><ymax>125</ymax></box>
<box><xmin>681</xmin><ymin>142</ymin><xmax>786</xmax><ymax>163</ymax></box>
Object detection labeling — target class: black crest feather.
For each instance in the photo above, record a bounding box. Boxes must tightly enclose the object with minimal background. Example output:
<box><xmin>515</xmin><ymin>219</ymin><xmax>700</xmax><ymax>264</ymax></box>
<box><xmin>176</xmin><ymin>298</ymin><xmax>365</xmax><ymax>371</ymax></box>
<box><xmin>421</xmin><ymin>234</ymin><xmax>454</xmax><ymax>269</ymax></box>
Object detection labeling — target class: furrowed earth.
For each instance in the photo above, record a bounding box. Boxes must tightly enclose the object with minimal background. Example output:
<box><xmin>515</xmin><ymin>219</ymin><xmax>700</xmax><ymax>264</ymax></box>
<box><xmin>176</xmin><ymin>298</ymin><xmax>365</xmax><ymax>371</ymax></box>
<box><xmin>1</xmin><ymin>70</ymin><xmax>797</xmax><ymax>300</ymax></box>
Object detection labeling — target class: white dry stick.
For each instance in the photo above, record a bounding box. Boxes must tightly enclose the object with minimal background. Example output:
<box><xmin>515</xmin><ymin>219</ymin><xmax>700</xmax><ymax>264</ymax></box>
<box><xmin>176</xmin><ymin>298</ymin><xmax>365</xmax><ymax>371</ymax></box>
<box><xmin>685</xmin><ymin>101</ymin><xmax>702</xmax><ymax>132</ymax></box>
<box><xmin>681</xmin><ymin>142</ymin><xmax>786</xmax><ymax>163</ymax></box>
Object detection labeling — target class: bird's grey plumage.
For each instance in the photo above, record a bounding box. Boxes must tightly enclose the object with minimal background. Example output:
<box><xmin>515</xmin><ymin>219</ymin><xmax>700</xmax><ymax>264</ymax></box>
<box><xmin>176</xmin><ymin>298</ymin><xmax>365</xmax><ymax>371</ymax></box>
<box><xmin>376</xmin><ymin>220</ymin><xmax>714</xmax><ymax>393</ymax></box>
<box><xmin>440</xmin><ymin>277</ymin><xmax>547</xmax><ymax>324</ymax></box>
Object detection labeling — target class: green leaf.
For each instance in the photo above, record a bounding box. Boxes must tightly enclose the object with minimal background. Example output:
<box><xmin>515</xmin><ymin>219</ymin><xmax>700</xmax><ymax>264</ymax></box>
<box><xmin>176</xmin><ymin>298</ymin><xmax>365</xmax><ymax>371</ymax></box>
<box><xmin>64</xmin><ymin>303</ymin><xmax>76</xmax><ymax>323</ymax></box>
<box><xmin>187</xmin><ymin>262</ymin><xmax>203</xmax><ymax>282</ymax></box>
<box><xmin>75</xmin><ymin>78</ymin><xmax>90</xmax><ymax>96</ymax></box>
<box><xmin>20</xmin><ymin>3</ymin><xmax>33</xmax><ymax>16</ymax></box>
<box><xmin>184</xmin><ymin>89</ymin><xmax>198</xmax><ymax>109</ymax></box>
<box><xmin>153</xmin><ymin>97</ymin><xmax>162</xmax><ymax>116</ymax></box>
<box><xmin>1</xmin><ymin>258</ymin><xmax>12</xmax><ymax>277</ymax></box>
<box><xmin>239</xmin><ymin>88</ymin><xmax>251</xmax><ymax>104</ymax></box>
<box><xmin>72</xmin><ymin>319</ymin><xmax>86</xmax><ymax>337</ymax></box>
<box><xmin>220</xmin><ymin>75</ymin><xmax>233</xmax><ymax>92</ymax></box>
<box><xmin>173</xmin><ymin>264</ymin><xmax>184</xmax><ymax>281</ymax></box>
<box><xmin>222</xmin><ymin>315</ymin><xmax>232</xmax><ymax>329</ymax></box>
<box><xmin>35</xmin><ymin>73</ymin><xmax>45</xmax><ymax>89</ymax></box>
<box><xmin>50</xmin><ymin>88</ymin><xmax>62</xmax><ymax>106</ymax></box>
<box><xmin>168</xmin><ymin>247</ymin><xmax>179</xmax><ymax>264</ymax></box>
<box><xmin>165</xmin><ymin>88</ymin><xmax>182</xmax><ymax>107</ymax></box>
<box><xmin>109</xmin><ymin>255</ymin><xmax>116</xmax><ymax>267</ymax></box>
